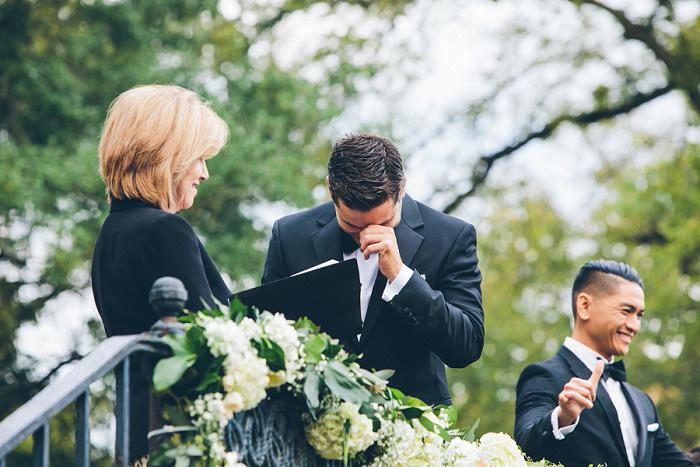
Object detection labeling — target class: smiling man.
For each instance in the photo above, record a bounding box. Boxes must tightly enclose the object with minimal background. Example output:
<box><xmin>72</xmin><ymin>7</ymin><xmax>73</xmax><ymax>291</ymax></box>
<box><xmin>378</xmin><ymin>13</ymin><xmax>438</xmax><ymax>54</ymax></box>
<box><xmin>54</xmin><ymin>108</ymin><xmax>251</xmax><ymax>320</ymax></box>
<box><xmin>261</xmin><ymin>133</ymin><xmax>484</xmax><ymax>406</ymax></box>
<box><xmin>514</xmin><ymin>260</ymin><xmax>692</xmax><ymax>467</ymax></box>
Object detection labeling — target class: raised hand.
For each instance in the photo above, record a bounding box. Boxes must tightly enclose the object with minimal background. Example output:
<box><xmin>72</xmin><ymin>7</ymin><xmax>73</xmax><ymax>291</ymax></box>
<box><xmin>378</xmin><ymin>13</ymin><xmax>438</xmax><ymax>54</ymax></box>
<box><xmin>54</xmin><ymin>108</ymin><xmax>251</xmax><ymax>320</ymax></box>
<box><xmin>359</xmin><ymin>225</ymin><xmax>403</xmax><ymax>282</ymax></box>
<box><xmin>557</xmin><ymin>360</ymin><xmax>604</xmax><ymax>427</ymax></box>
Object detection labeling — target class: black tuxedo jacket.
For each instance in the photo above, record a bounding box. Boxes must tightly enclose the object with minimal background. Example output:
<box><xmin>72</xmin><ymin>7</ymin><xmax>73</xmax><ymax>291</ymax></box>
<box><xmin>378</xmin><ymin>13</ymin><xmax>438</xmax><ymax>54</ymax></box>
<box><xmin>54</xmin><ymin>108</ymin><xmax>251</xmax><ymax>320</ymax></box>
<box><xmin>261</xmin><ymin>195</ymin><xmax>484</xmax><ymax>405</ymax></box>
<box><xmin>92</xmin><ymin>198</ymin><xmax>230</xmax><ymax>337</ymax></box>
<box><xmin>514</xmin><ymin>345</ymin><xmax>692</xmax><ymax>467</ymax></box>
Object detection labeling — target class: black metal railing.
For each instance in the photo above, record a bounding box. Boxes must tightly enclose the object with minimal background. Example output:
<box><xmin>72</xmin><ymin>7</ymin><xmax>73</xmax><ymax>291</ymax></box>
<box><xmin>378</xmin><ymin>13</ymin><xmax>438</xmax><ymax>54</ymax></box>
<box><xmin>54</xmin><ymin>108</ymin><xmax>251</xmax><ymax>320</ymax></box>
<box><xmin>0</xmin><ymin>334</ymin><xmax>168</xmax><ymax>466</ymax></box>
<box><xmin>0</xmin><ymin>277</ymin><xmax>341</xmax><ymax>466</ymax></box>
<box><xmin>0</xmin><ymin>276</ymin><xmax>185</xmax><ymax>467</ymax></box>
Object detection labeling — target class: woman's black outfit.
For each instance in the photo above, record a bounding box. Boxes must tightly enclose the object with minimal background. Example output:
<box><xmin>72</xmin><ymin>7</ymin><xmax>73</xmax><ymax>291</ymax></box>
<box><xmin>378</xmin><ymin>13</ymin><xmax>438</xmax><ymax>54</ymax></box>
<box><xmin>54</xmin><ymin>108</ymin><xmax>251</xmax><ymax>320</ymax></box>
<box><xmin>91</xmin><ymin>197</ymin><xmax>230</xmax><ymax>460</ymax></box>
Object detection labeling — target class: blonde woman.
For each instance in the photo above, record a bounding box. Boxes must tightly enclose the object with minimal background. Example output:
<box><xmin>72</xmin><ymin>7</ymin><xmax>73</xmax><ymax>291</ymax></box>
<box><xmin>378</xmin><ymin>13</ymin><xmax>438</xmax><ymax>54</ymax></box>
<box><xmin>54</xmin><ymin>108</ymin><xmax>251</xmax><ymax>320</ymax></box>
<box><xmin>91</xmin><ymin>85</ymin><xmax>230</xmax><ymax>463</ymax></box>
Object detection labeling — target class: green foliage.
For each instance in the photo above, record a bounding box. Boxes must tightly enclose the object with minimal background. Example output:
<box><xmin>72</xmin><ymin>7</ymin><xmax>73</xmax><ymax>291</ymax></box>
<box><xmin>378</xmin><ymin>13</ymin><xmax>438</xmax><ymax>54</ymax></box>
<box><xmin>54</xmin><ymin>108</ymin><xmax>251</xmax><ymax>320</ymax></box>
<box><xmin>594</xmin><ymin>145</ymin><xmax>700</xmax><ymax>447</ymax></box>
<box><xmin>323</xmin><ymin>360</ymin><xmax>372</xmax><ymax>404</ymax></box>
<box><xmin>448</xmin><ymin>147</ymin><xmax>700</xmax><ymax>449</ymax></box>
<box><xmin>449</xmin><ymin>195</ymin><xmax>577</xmax><ymax>436</ymax></box>
<box><xmin>0</xmin><ymin>0</ymin><xmax>376</xmax><ymax>462</ymax></box>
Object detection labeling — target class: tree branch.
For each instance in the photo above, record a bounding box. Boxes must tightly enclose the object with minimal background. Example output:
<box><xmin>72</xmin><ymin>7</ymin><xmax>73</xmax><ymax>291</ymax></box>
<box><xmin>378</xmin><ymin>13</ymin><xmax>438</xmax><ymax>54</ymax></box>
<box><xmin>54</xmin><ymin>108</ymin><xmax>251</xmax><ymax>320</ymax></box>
<box><xmin>35</xmin><ymin>350</ymin><xmax>85</xmax><ymax>387</ymax></box>
<box><xmin>578</xmin><ymin>0</ymin><xmax>675</xmax><ymax>67</ymax></box>
<box><xmin>442</xmin><ymin>83</ymin><xmax>674</xmax><ymax>214</ymax></box>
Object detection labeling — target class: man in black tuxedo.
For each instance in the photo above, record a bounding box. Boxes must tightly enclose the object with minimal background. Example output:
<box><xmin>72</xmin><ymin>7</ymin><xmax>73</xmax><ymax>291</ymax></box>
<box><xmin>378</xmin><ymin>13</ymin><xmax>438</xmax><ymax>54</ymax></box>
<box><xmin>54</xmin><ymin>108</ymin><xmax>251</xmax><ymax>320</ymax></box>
<box><xmin>514</xmin><ymin>260</ymin><xmax>692</xmax><ymax>466</ymax></box>
<box><xmin>262</xmin><ymin>133</ymin><xmax>484</xmax><ymax>406</ymax></box>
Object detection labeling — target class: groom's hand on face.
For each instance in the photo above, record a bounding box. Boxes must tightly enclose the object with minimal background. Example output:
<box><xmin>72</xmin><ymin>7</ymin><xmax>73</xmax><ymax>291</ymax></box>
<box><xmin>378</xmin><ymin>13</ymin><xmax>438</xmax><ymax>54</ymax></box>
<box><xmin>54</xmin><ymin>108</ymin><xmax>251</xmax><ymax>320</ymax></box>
<box><xmin>557</xmin><ymin>360</ymin><xmax>604</xmax><ymax>427</ymax></box>
<box><xmin>359</xmin><ymin>225</ymin><xmax>403</xmax><ymax>282</ymax></box>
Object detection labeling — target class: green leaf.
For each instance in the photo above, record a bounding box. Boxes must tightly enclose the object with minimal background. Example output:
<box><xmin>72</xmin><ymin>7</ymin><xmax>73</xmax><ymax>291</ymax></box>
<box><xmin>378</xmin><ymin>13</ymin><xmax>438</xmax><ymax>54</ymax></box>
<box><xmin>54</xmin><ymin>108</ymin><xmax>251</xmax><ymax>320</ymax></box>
<box><xmin>418</xmin><ymin>416</ymin><xmax>451</xmax><ymax>442</ymax></box>
<box><xmin>372</xmin><ymin>369</ymin><xmax>395</xmax><ymax>380</ymax></box>
<box><xmin>185</xmin><ymin>445</ymin><xmax>203</xmax><ymax>456</ymax></box>
<box><xmin>303</xmin><ymin>335</ymin><xmax>328</xmax><ymax>364</ymax></box>
<box><xmin>186</xmin><ymin>324</ymin><xmax>207</xmax><ymax>354</ymax></box>
<box><xmin>304</xmin><ymin>366</ymin><xmax>322</xmax><ymax>409</ymax></box>
<box><xmin>399</xmin><ymin>407</ymin><xmax>425</xmax><ymax>420</ymax></box>
<box><xmin>174</xmin><ymin>455</ymin><xmax>190</xmax><ymax>467</ymax></box>
<box><xmin>399</xmin><ymin>395</ymin><xmax>427</xmax><ymax>407</ymax></box>
<box><xmin>252</xmin><ymin>337</ymin><xmax>286</xmax><ymax>372</ymax></box>
<box><xmin>228</xmin><ymin>296</ymin><xmax>249</xmax><ymax>323</ymax></box>
<box><xmin>162</xmin><ymin>334</ymin><xmax>191</xmax><ymax>356</ymax></box>
<box><xmin>295</xmin><ymin>317</ymin><xmax>319</xmax><ymax>333</ymax></box>
<box><xmin>193</xmin><ymin>368</ymin><xmax>221</xmax><ymax>393</ymax></box>
<box><xmin>436</xmin><ymin>405</ymin><xmax>457</xmax><ymax>427</ymax></box>
<box><xmin>463</xmin><ymin>418</ymin><xmax>480</xmax><ymax>443</ymax></box>
<box><xmin>153</xmin><ymin>354</ymin><xmax>196</xmax><ymax>391</ymax></box>
<box><xmin>324</xmin><ymin>341</ymin><xmax>344</xmax><ymax>359</ymax></box>
<box><xmin>388</xmin><ymin>388</ymin><xmax>406</xmax><ymax>400</ymax></box>
<box><xmin>322</xmin><ymin>361</ymin><xmax>371</xmax><ymax>403</ymax></box>
<box><xmin>342</xmin><ymin>418</ymin><xmax>351</xmax><ymax>466</ymax></box>
<box><xmin>359</xmin><ymin>402</ymin><xmax>381</xmax><ymax>431</ymax></box>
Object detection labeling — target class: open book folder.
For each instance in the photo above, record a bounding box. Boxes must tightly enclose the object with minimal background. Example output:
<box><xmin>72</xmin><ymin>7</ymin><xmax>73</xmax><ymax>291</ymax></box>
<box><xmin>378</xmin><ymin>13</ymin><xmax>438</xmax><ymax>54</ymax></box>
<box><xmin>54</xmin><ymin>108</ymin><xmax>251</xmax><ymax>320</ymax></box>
<box><xmin>232</xmin><ymin>259</ymin><xmax>362</xmax><ymax>338</ymax></box>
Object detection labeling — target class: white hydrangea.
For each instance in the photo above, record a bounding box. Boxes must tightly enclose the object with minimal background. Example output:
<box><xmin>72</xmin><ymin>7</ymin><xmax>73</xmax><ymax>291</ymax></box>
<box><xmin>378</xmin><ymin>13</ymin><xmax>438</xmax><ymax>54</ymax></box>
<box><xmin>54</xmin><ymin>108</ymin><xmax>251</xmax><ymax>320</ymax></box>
<box><xmin>477</xmin><ymin>432</ymin><xmax>527</xmax><ymax>467</ymax></box>
<box><xmin>237</xmin><ymin>317</ymin><xmax>261</xmax><ymax>341</ymax></box>
<box><xmin>442</xmin><ymin>438</ymin><xmax>480</xmax><ymax>466</ymax></box>
<box><xmin>259</xmin><ymin>312</ymin><xmax>303</xmax><ymax>382</ymax></box>
<box><xmin>224</xmin><ymin>451</ymin><xmax>247</xmax><ymax>467</ymax></box>
<box><xmin>188</xmin><ymin>393</ymin><xmax>229</xmax><ymax>433</ymax></box>
<box><xmin>305</xmin><ymin>402</ymin><xmax>378</xmax><ymax>460</ymax></box>
<box><xmin>199</xmin><ymin>316</ymin><xmax>251</xmax><ymax>359</ymax></box>
<box><xmin>367</xmin><ymin>418</ymin><xmax>421</xmax><ymax>467</ymax></box>
<box><xmin>223</xmin><ymin>352</ymin><xmax>270</xmax><ymax>411</ymax></box>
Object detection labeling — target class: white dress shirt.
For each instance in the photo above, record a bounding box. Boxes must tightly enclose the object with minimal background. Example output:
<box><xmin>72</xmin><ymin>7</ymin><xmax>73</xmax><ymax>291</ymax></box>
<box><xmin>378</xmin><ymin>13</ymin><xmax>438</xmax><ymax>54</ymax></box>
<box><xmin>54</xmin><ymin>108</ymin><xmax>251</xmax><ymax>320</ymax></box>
<box><xmin>551</xmin><ymin>336</ymin><xmax>639</xmax><ymax>467</ymax></box>
<box><xmin>343</xmin><ymin>249</ymin><xmax>413</xmax><ymax>340</ymax></box>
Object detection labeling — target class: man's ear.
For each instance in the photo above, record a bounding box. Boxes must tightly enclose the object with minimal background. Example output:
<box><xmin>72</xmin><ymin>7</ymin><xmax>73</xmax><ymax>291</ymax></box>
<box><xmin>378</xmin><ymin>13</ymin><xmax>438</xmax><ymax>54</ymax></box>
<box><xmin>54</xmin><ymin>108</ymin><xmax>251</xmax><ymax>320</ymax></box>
<box><xmin>400</xmin><ymin>175</ymin><xmax>407</xmax><ymax>198</ymax></box>
<box><xmin>576</xmin><ymin>292</ymin><xmax>593</xmax><ymax>321</ymax></box>
<box><xmin>326</xmin><ymin>176</ymin><xmax>333</xmax><ymax>201</ymax></box>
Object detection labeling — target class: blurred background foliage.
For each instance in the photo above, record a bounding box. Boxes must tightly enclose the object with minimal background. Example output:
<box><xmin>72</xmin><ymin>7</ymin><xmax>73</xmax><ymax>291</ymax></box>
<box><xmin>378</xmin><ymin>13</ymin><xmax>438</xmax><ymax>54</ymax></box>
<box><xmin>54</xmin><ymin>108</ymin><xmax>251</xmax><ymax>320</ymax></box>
<box><xmin>0</xmin><ymin>0</ymin><xmax>698</xmax><ymax>463</ymax></box>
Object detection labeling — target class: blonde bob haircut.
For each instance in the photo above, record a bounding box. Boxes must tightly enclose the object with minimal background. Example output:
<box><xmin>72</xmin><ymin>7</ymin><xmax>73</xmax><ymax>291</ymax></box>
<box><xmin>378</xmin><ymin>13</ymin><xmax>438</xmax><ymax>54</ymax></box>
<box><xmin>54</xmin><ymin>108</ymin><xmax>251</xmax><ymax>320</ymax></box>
<box><xmin>98</xmin><ymin>84</ymin><xmax>229</xmax><ymax>211</ymax></box>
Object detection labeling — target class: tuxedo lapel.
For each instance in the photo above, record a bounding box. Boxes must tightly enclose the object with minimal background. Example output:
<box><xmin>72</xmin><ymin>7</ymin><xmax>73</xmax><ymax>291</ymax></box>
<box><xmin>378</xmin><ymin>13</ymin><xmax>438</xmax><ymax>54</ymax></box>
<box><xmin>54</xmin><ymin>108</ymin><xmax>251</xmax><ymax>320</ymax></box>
<box><xmin>558</xmin><ymin>346</ymin><xmax>630</xmax><ymax>465</ymax></box>
<box><xmin>622</xmin><ymin>382</ymin><xmax>648</xmax><ymax>465</ymax></box>
<box><xmin>311</xmin><ymin>204</ymin><xmax>344</xmax><ymax>264</ymax></box>
<box><xmin>394</xmin><ymin>196</ymin><xmax>424</xmax><ymax>268</ymax></box>
<box><xmin>359</xmin><ymin>196</ymin><xmax>423</xmax><ymax>348</ymax></box>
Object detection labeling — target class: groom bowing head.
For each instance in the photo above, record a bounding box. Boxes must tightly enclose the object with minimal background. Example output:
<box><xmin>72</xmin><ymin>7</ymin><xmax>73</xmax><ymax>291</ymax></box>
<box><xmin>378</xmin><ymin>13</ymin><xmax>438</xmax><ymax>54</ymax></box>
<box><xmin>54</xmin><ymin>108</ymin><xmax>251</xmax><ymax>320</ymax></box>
<box><xmin>262</xmin><ymin>133</ymin><xmax>484</xmax><ymax>407</ymax></box>
<box><xmin>514</xmin><ymin>260</ymin><xmax>693</xmax><ymax>467</ymax></box>
<box><xmin>327</xmin><ymin>134</ymin><xmax>406</xmax><ymax>282</ymax></box>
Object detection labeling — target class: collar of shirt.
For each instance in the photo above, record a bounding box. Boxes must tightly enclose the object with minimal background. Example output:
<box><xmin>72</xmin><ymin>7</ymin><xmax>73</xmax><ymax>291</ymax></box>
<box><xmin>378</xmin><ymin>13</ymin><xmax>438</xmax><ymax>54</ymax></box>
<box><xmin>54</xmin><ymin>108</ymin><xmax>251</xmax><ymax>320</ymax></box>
<box><xmin>563</xmin><ymin>336</ymin><xmax>614</xmax><ymax>373</ymax></box>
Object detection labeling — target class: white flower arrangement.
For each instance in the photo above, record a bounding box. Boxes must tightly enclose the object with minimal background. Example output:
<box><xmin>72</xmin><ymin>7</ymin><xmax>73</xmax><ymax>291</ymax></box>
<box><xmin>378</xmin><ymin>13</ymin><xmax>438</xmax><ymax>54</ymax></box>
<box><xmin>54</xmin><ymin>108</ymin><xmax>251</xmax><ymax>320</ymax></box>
<box><xmin>150</xmin><ymin>300</ymin><xmax>562</xmax><ymax>467</ymax></box>
<box><xmin>305</xmin><ymin>401</ymin><xmax>378</xmax><ymax>460</ymax></box>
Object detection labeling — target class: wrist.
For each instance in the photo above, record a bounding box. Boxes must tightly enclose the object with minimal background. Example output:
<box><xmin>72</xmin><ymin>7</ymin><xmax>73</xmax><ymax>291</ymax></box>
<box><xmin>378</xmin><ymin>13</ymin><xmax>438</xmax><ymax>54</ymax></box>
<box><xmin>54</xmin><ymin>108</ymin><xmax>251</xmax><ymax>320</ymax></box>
<box><xmin>557</xmin><ymin>410</ymin><xmax>576</xmax><ymax>427</ymax></box>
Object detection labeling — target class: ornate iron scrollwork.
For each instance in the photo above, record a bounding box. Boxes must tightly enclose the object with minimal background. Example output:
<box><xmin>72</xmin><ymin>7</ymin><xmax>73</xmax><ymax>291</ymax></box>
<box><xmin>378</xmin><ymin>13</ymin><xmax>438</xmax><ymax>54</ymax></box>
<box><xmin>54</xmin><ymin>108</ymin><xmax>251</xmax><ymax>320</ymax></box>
<box><xmin>224</xmin><ymin>390</ymin><xmax>344</xmax><ymax>467</ymax></box>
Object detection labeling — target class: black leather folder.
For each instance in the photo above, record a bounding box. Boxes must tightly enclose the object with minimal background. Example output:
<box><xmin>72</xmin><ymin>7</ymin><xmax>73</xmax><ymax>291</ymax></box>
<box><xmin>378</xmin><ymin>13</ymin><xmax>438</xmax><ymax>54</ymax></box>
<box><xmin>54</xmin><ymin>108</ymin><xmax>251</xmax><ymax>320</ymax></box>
<box><xmin>232</xmin><ymin>259</ymin><xmax>362</xmax><ymax>338</ymax></box>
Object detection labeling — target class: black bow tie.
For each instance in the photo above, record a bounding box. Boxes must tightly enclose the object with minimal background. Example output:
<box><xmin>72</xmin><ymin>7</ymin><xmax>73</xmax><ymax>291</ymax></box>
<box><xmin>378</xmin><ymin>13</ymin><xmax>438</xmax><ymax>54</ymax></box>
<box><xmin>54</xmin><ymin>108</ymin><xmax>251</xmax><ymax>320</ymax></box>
<box><xmin>601</xmin><ymin>359</ymin><xmax>626</xmax><ymax>382</ymax></box>
<box><xmin>341</xmin><ymin>231</ymin><xmax>359</xmax><ymax>254</ymax></box>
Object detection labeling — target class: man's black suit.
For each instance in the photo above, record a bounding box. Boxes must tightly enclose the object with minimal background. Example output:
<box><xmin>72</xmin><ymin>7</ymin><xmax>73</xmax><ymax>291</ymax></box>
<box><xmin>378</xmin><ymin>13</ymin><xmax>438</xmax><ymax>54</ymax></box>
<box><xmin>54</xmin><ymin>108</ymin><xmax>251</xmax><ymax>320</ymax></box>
<box><xmin>514</xmin><ymin>345</ymin><xmax>692</xmax><ymax>467</ymax></box>
<box><xmin>262</xmin><ymin>195</ymin><xmax>484</xmax><ymax>406</ymax></box>
<box><xmin>91</xmin><ymin>197</ymin><xmax>230</xmax><ymax>461</ymax></box>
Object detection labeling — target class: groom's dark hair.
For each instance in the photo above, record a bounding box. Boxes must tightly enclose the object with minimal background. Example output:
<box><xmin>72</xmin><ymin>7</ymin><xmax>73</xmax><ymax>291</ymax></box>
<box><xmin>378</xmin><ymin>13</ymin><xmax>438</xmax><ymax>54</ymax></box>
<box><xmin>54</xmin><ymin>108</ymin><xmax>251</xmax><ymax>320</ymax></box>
<box><xmin>327</xmin><ymin>133</ymin><xmax>404</xmax><ymax>212</ymax></box>
<box><xmin>571</xmin><ymin>260</ymin><xmax>644</xmax><ymax>319</ymax></box>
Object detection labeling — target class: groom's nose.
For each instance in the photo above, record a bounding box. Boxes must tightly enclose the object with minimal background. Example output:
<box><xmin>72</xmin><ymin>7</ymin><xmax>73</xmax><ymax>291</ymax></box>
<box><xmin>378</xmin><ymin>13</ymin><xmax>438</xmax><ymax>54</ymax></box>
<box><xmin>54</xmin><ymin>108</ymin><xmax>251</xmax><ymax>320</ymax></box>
<box><xmin>625</xmin><ymin>313</ymin><xmax>640</xmax><ymax>334</ymax></box>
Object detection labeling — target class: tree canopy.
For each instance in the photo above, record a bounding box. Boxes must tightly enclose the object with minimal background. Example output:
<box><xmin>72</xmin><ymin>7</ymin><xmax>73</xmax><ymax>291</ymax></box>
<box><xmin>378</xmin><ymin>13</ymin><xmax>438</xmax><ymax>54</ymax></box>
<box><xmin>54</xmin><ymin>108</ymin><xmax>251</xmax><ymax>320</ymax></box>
<box><xmin>1</xmin><ymin>0</ymin><xmax>698</xmax><ymax>462</ymax></box>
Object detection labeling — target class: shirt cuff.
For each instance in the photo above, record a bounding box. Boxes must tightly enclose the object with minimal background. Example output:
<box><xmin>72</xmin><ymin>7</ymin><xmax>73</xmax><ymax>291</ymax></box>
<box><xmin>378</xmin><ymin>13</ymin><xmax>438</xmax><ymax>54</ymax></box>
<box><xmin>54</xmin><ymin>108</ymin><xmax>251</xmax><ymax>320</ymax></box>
<box><xmin>551</xmin><ymin>406</ymin><xmax>579</xmax><ymax>440</ymax></box>
<box><xmin>382</xmin><ymin>264</ymin><xmax>413</xmax><ymax>302</ymax></box>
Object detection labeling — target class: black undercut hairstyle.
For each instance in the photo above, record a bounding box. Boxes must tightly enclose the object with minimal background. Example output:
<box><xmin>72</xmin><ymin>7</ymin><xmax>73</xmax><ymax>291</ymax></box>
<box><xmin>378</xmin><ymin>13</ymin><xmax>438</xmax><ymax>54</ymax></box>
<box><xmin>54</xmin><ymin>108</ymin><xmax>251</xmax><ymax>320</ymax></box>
<box><xmin>571</xmin><ymin>260</ymin><xmax>644</xmax><ymax>319</ymax></box>
<box><xmin>327</xmin><ymin>133</ymin><xmax>404</xmax><ymax>212</ymax></box>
